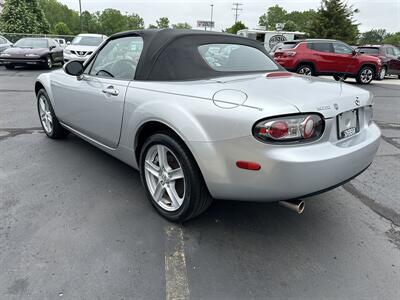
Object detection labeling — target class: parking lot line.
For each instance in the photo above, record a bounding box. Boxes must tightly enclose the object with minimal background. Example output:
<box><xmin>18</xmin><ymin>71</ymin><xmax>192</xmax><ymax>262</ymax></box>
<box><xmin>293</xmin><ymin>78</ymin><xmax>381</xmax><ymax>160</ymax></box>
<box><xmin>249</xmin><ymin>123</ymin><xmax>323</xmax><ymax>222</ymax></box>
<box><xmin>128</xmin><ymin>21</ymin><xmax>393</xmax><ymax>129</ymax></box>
<box><xmin>165</xmin><ymin>225</ymin><xmax>190</xmax><ymax>300</ymax></box>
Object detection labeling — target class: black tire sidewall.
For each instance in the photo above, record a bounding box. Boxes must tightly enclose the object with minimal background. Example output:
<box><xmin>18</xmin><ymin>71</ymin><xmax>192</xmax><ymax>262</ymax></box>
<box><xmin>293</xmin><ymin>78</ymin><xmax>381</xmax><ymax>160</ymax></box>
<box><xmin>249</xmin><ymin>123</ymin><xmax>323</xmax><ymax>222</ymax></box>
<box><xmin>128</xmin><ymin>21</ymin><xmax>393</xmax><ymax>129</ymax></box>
<box><xmin>139</xmin><ymin>133</ymin><xmax>201</xmax><ymax>222</ymax></box>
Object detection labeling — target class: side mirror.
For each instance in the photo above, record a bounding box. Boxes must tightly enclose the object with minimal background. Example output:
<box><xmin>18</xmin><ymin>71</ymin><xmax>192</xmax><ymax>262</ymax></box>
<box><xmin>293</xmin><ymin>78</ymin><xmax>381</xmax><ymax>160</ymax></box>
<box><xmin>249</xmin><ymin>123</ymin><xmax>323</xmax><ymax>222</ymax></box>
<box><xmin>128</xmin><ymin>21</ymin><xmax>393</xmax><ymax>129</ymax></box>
<box><xmin>67</xmin><ymin>41</ymin><xmax>71</xmax><ymax>45</ymax></box>
<box><xmin>64</xmin><ymin>60</ymin><xmax>84</xmax><ymax>77</ymax></box>
<box><xmin>352</xmin><ymin>49</ymin><xmax>357</xmax><ymax>56</ymax></box>
<box><xmin>50</xmin><ymin>45</ymin><xmax>56</xmax><ymax>50</ymax></box>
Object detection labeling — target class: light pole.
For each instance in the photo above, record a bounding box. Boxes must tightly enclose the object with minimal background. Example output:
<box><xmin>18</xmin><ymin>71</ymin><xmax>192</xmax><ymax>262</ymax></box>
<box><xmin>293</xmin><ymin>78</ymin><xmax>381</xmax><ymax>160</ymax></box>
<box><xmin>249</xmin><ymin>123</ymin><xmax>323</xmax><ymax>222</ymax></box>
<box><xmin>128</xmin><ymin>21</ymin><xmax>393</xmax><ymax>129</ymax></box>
<box><xmin>210</xmin><ymin>4</ymin><xmax>214</xmax><ymax>31</ymax></box>
<box><xmin>79</xmin><ymin>0</ymin><xmax>82</xmax><ymax>32</ymax></box>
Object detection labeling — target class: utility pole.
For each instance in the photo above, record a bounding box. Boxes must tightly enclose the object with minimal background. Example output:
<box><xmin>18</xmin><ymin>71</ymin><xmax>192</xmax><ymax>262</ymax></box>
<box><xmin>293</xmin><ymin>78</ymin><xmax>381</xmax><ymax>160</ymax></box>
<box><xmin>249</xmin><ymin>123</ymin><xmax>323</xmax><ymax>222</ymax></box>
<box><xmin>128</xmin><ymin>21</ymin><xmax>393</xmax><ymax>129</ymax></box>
<box><xmin>210</xmin><ymin>4</ymin><xmax>214</xmax><ymax>31</ymax></box>
<box><xmin>79</xmin><ymin>0</ymin><xmax>82</xmax><ymax>32</ymax></box>
<box><xmin>232</xmin><ymin>3</ymin><xmax>243</xmax><ymax>23</ymax></box>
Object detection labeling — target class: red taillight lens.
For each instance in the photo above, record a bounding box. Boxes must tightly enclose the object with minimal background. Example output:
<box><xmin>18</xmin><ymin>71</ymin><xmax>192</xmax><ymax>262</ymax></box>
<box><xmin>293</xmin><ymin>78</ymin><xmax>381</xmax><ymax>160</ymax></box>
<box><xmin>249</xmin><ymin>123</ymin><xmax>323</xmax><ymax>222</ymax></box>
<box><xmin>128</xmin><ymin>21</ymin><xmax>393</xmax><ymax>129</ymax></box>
<box><xmin>253</xmin><ymin>114</ymin><xmax>324</xmax><ymax>143</ymax></box>
<box><xmin>268</xmin><ymin>121</ymin><xmax>288</xmax><ymax>138</ymax></box>
<box><xmin>284</xmin><ymin>51</ymin><xmax>296</xmax><ymax>57</ymax></box>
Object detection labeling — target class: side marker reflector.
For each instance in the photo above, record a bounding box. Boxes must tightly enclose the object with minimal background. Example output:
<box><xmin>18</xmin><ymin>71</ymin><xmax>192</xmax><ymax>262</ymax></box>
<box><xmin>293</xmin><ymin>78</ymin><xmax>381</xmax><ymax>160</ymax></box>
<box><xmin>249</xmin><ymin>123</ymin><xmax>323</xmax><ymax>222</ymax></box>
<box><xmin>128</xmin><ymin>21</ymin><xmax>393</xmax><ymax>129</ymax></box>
<box><xmin>236</xmin><ymin>161</ymin><xmax>261</xmax><ymax>171</ymax></box>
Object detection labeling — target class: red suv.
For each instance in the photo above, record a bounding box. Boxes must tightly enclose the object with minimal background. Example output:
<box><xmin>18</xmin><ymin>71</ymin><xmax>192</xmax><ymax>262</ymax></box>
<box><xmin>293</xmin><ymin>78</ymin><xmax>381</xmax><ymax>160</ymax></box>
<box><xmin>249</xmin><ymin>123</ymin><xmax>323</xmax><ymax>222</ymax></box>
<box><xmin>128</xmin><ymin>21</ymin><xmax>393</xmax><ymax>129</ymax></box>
<box><xmin>357</xmin><ymin>44</ymin><xmax>400</xmax><ymax>80</ymax></box>
<box><xmin>274</xmin><ymin>39</ymin><xmax>382</xmax><ymax>84</ymax></box>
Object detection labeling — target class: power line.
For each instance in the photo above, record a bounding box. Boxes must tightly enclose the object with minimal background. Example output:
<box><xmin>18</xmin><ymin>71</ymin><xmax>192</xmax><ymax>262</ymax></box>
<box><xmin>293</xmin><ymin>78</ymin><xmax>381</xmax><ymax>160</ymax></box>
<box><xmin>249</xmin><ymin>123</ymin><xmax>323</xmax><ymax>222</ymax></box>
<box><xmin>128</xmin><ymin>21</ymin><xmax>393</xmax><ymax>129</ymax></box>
<box><xmin>232</xmin><ymin>3</ymin><xmax>243</xmax><ymax>23</ymax></box>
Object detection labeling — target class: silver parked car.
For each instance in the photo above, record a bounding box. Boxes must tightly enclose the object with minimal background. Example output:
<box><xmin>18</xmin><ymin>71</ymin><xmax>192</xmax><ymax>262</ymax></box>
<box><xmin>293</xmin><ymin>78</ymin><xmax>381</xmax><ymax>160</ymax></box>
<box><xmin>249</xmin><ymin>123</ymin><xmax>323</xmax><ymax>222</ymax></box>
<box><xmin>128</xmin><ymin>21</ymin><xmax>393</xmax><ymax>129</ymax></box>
<box><xmin>35</xmin><ymin>30</ymin><xmax>380</xmax><ymax>221</ymax></box>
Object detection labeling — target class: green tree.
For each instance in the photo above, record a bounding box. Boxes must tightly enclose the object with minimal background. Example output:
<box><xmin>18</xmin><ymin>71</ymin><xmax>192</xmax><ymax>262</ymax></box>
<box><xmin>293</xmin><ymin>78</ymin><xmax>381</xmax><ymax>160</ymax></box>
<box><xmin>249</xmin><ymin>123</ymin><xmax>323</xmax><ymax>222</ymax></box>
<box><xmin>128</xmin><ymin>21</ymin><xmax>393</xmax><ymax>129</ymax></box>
<box><xmin>126</xmin><ymin>13</ymin><xmax>144</xmax><ymax>30</ymax></box>
<box><xmin>0</xmin><ymin>0</ymin><xmax>49</xmax><ymax>33</ymax></box>
<box><xmin>98</xmin><ymin>9</ymin><xmax>127</xmax><ymax>36</ymax></box>
<box><xmin>80</xmin><ymin>11</ymin><xmax>101</xmax><ymax>33</ymax></box>
<box><xmin>359</xmin><ymin>29</ymin><xmax>387</xmax><ymax>45</ymax></box>
<box><xmin>172</xmin><ymin>22</ymin><xmax>192</xmax><ymax>29</ymax></box>
<box><xmin>258</xmin><ymin>5</ymin><xmax>317</xmax><ymax>32</ymax></box>
<box><xmin>39</xmin><ymin>0</ymin><xmax>80</xmax><ymax>34</ymax></box>
<box><xmin>54</xmin><ymin>21</ymin><xmax>72</xmax><ymax>35</ymax></box>
<box><xmin>225</xmin><ymin>21</ymin><xmax>247</xmax><ymax>34</ymax></box>
<box><xmin>308</xmin><ymin>0</ymin><xmax>359</xmax><ymax>44</ymax></box>
<box><xmin>259</xmin><ymin>5</ymin><xmax>287</xmax><ymax>30</ymax></box>
<box><xmin>383</xmin><ymin>32</ymin><xmax>400</xmax><ymax>46</ymax></box>
<box><xmin>156</xmin><ymin>17</ymin><xmax>170</xmax><ymax>29</ymax></box>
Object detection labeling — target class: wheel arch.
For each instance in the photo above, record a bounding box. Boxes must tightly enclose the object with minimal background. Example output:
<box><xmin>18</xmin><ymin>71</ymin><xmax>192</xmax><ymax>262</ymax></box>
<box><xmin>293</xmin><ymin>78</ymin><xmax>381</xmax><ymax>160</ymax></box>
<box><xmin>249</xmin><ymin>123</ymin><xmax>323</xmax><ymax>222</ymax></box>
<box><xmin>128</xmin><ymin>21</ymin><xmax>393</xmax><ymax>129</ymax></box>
<box><xmin>359</xmin><ymin>63</ymin><xmax>377</xmax><ymax>74</ymax></box>
<box><xmin>134</xmin><ymin>120</ymin><xmax>212</xmax><ymax>195</ymax></box>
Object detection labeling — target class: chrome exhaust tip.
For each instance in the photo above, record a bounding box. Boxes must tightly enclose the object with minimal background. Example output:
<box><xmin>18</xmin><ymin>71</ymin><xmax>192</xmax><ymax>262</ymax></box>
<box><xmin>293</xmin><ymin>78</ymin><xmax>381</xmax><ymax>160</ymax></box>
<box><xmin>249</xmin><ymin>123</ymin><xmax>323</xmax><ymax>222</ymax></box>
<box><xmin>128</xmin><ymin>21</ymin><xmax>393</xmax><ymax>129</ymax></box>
<box><xmin>279</xmin><ymin>200</ymin><xmax>305</xmax><ymax>214</ymax></box>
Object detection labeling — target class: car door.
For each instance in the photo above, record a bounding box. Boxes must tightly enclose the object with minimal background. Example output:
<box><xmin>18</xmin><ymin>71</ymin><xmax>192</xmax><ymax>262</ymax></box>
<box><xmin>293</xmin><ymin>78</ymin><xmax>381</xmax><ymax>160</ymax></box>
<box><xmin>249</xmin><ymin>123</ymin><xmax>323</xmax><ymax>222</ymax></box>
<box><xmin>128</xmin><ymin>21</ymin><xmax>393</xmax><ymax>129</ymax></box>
<box><xmin>49</xmin><ymin>39</ymin><xmax>62</xmax><ymax>63</ymax></box>
<box><xmin>387</xmin><ymin>47</ymin><xmax>400</xmax><ymax>74</ymax></box>
<box><xmin>332</xmin><ymin>42</ymin><xmax>357</xmax><ymax>74</ymax></box>
<box><xmin>52</xmin><ymin>35</ymin><xmax>143</xmax><ymax>148</ymax></box>
<box><xmin>308</xmin><ymin>42</ymin><xmax>336</xmax><ymax>73</ymax></box>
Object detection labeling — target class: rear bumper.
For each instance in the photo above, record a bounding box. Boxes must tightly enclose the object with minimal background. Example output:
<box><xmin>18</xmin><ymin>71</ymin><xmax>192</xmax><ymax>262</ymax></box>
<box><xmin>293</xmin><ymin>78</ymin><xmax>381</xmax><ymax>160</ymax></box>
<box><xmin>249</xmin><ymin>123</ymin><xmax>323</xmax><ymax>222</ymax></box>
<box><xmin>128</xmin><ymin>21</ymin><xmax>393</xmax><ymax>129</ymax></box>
<box><xmin>191</xmin><ymin>120</ymin><xmax>380</xmax><ymax>202</ymax></box>
<box><xmin>274</xmin><ymin>57</ymin><xmax>298</xmax><ymax>70</ymax></box>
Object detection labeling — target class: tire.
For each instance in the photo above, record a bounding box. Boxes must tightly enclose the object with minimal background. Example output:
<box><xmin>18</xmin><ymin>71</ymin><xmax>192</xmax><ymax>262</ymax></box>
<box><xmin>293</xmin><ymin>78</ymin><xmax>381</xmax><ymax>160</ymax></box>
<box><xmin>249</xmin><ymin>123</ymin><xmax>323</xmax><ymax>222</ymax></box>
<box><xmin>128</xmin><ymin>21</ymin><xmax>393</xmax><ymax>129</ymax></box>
<box><xmin>356</xmin><ymin>66</ymin><xmax>375</xmax><ymax>84</ymax></box>
<box><xmin>45</xmin><ymin>56</ymin><xmax>53</xmax><ymax>70</ymax></box>
<box><xmin>296</xmin><ymin>64</ymin><xmax>314</xmax><ymax>76</ymax></box>
<box><xmin>139</xmin><ymin>132</ymin><xmax>213</xmax><ymax>222</ymax></box>
<box><xmin>37</xmin><ymin>89</ymin><xmax>69</xmax><ymax>139</ymax></box>
<box><xmin>5</xmin><ymin>64</ymin><xmax>14</xmax><ymax>70</ymax></box>
<box><xmin>377</xmin><ymin>66</ymin><xmax>386</xmax><ymax>80</ymax></box>
<box><xmin>333</xmin><ymin>75</ymin><xmax>347</xmax><ymax>81</ymax></box>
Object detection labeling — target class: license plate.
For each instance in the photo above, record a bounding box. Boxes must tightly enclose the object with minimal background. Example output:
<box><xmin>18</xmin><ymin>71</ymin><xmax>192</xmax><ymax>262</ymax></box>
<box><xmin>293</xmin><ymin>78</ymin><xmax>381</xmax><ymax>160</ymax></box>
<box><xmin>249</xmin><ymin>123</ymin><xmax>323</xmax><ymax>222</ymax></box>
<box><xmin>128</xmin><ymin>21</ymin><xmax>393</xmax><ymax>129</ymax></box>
<box><xmin>337</xmin><ymin>109</ymin><xmax>360</xmax><ymax>139</ymax></box>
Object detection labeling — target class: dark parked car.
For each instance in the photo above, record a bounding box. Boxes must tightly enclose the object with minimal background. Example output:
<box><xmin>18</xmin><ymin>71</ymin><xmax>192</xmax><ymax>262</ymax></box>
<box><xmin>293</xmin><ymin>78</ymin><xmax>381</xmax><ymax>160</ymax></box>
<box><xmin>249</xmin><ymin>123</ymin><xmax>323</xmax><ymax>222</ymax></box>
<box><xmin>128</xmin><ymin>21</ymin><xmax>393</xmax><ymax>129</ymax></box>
<box><xmin>357</xmin><ymin>44</ymin><xmax>400</xmax><ymax>80</ymax></box>
<box><xmin>0</xmin><ymin>37</ymin><xmax>63</xmax><ymax>69</ymax></box>
<box><xmin>274</xmin><ymin>39</ymin><xmax>382</xmax><ymax>84</ymax></box>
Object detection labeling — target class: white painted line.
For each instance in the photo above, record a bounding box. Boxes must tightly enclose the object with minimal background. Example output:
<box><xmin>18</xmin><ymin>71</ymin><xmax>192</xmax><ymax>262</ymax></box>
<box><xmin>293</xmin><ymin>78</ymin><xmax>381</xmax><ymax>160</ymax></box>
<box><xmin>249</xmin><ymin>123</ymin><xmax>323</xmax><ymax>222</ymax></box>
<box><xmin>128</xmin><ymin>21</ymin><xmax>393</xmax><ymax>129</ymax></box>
<box><xmin>165</xmin><ymin>225</ymin><xmax>190</xmax><ymax>300</ymax></box>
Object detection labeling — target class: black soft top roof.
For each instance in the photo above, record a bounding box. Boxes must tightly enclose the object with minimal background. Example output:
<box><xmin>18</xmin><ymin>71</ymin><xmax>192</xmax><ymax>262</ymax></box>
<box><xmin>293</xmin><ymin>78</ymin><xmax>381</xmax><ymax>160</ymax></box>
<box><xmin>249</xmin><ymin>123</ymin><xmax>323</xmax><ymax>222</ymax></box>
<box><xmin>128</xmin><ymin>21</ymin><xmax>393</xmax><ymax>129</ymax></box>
<box><xmin>109</xmin><ymin>29</ymin><xmax>277</xmax><ymax>81</ymax></box>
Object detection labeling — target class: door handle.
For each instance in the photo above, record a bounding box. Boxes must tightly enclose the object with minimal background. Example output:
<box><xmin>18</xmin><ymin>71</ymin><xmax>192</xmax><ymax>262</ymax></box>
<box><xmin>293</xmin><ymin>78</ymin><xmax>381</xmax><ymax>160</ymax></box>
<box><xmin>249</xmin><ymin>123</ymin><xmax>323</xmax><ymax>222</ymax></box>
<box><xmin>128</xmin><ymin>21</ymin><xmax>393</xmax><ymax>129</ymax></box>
<box><xmin>102</xmin><ymin>86</ymin><xmax>119</xmax><ymax>96</ymax></box>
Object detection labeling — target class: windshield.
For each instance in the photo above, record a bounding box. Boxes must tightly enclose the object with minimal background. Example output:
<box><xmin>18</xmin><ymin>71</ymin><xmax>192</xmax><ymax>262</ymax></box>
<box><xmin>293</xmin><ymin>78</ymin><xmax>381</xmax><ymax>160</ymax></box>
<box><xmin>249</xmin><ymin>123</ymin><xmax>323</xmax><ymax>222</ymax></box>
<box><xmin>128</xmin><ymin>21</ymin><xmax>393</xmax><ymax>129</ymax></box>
<box><xmin>198</xmin><ymin>44</ymin><xmax>279</xmax><ymax>72</ymax></box>
<box><xmin>14</xmin><ymin>38</ymin><xmax>48</xmax><ymax>49</ymax></box>
<box><xmin>72</xmin><ymin>36</ymin><xmax>103</xmax><ymax>46</ymax></box>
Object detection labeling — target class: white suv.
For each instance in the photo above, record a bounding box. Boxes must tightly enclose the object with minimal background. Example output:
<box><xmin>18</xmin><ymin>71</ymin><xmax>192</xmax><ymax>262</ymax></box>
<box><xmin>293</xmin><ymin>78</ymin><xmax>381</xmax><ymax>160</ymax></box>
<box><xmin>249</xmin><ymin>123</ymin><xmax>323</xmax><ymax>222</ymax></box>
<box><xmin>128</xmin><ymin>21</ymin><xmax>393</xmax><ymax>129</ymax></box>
<box><xmin>64</xmin><ymin>34</ymin><xmax>107</xmax><ymax>63</ymax></box>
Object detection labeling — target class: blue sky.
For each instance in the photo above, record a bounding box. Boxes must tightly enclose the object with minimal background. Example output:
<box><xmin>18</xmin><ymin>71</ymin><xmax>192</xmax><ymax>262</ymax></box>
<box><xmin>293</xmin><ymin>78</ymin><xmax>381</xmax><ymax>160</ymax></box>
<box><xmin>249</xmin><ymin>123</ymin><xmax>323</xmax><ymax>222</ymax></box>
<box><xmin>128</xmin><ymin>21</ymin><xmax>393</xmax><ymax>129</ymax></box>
<box><xmin>59</xmin><ymin>0</ymin><xmax>400</xmax><ymax>33</ymax></box>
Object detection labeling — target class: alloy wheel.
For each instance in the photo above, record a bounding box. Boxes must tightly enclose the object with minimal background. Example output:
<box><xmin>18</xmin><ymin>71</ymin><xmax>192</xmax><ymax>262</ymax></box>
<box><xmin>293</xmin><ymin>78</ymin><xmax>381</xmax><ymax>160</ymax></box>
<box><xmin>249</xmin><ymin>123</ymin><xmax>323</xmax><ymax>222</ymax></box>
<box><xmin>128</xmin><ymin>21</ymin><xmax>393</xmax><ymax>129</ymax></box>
<box><xmin>144</xmin><ymin>144</ymin><xmax>185</xmax><ymax>211</ymax></box>
<box><xmin>38</xmin><ymin>95</ymin><xmax>53</xmax><ymax>134</ymax></box>
<box><xmin>360</xmin><ymin>68</ymin><xmax>373</xmax><ymax>83</ymax></box>
<box><xmin>379</xmin><ymin>67</ymin><xmax>386</xmax><ymax>80</ymax></box>
<box><xmin>298</xmin><ymin>66</ymin><xmax>312</xmax><ymax>76</ymax></box>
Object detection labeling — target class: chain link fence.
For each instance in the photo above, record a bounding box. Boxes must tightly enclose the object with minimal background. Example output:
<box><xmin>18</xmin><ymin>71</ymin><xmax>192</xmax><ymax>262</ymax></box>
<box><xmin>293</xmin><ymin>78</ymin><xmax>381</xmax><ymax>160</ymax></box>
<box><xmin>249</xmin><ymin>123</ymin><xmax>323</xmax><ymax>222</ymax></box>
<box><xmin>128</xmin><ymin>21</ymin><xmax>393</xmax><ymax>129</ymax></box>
<box><xmin>0</xmin><ymin>32</ymin><xmax>76</xmax><ymax>43</ymax></box>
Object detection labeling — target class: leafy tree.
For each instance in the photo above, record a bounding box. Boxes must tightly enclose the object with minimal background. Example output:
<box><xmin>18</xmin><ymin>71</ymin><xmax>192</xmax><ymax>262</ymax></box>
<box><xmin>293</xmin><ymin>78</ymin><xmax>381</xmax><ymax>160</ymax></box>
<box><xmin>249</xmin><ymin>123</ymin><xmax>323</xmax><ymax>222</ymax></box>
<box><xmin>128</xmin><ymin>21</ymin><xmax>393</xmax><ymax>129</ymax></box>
<box><xmin>54</xmin><ymin>22</ymin><xmax>72</xmax><ymax>35</ymax></box>
<box><xmin>308</xmin><ymin>0</ymin><xmax>359</xmax><ymax>44</ymax></box>
<box><xmin>98</xmin><ymin>9</ymin><xmax>128</xmax><ymax>36</ymax></box>
<box><xmin>225</xmin><ymin>21</ymin><xmax>247</xmax><ymax>34</ymax></box>
<box><xmin>126</xmin><ymin>13</ymin><xmax>144</xmax><ymax>30</ymax></box>
<box><xmin>0</xmin><ymin>0</ymin><xmax>49</xmax><ymax>33</ymax></box>
<box><xmin>172</xmin><ymin>22</ymin><xmax>192</xmax><ymax>29</ymax></box>
<box><xmin>80</xmin><ymin>11</ymin><xmax>101</xmax><ymax>33</ymax></box>
<box><xmin>258</xmin><ymin>5</ymin><xmax>317</xmax><ymax>32</ymax></box>
<box><xmin>383</xmin><ymin>32</ymin><xmax>400</xmax><ymax>46</ymax></box>
<box><xmin>259</xmin><ymin>5</ymin><xmax>287</xmax><ymax>30</ymax></box>
<box><xmin>359</xmin><ymin>29</ymin><xmax>387</xmax><ymax>45</ymax></box>
<box><xmin>39</xmin><ymin>0</ymin><xmax>80</xmax><ymax>34</ymax></box>
<box><xmin>156</xmin><ymin>17</ymin><xmax>170</xmax><ymax>29</ymax></box>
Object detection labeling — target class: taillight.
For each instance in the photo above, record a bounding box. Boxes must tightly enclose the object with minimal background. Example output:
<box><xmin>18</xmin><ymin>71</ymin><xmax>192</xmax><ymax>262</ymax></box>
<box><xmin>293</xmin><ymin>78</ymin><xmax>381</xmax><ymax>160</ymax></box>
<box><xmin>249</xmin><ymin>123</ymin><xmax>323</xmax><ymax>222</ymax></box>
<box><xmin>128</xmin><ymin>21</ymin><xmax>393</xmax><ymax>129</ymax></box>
<box><xmin>284</xmin><ymin>51</ymin><xmax>296</xmax><ymax>57</ymax></box>
<box><xmin>253</xmin><ymin>113</ymin><xmax>325</xmax><ymax>143</ymax></box>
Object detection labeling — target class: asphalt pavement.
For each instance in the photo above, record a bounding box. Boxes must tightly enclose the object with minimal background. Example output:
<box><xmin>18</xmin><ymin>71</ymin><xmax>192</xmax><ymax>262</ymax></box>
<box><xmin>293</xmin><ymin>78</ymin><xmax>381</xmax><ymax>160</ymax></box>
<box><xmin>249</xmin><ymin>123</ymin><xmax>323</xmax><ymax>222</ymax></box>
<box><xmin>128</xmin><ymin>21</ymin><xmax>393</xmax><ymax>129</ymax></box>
<box><xmin>1</xmin><ymin>66</ymin><xmax>399</xmax><ymax>300</ymax></box>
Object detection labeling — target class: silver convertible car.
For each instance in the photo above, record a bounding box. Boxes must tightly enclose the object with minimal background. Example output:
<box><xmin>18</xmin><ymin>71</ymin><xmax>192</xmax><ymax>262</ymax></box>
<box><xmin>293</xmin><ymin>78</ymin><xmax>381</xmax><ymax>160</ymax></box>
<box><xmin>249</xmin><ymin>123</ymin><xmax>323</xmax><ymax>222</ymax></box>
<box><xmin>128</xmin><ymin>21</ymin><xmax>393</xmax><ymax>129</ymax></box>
<box><xmin>35</xmin><ymin>30</ymin><xmax>380</xmax><ymax>221</ymax></box>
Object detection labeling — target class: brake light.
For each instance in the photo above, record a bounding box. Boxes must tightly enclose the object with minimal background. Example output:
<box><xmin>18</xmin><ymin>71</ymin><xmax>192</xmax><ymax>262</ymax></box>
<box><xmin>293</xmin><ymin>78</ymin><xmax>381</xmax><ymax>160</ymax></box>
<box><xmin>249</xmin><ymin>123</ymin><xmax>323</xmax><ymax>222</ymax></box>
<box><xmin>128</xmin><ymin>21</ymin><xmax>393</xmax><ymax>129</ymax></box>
<box><xmin>284</xmin><ymin>51</ymin><xmax>296</xmax><ymax>57</ymax></box>
<box><xmin>253</xmin><ymin>114</ymin><xmax>325</xmax><ymax>143</ymax></box>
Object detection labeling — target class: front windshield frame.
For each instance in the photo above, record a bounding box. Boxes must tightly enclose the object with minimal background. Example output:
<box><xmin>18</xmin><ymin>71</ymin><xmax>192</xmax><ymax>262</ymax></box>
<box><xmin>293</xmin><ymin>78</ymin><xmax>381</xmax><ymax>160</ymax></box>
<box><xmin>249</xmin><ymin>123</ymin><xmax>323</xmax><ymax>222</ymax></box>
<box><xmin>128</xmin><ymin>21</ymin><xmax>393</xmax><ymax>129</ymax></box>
<box><xmin>14</xmin><ymin>38</ymin><xmax>49</xmax><ymax>49</ymax></box>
